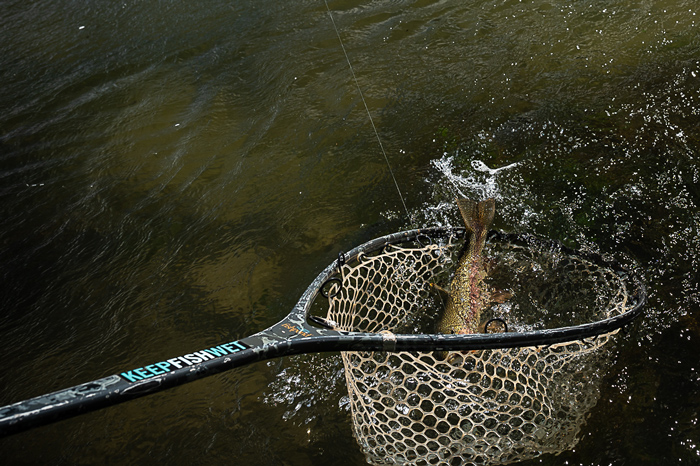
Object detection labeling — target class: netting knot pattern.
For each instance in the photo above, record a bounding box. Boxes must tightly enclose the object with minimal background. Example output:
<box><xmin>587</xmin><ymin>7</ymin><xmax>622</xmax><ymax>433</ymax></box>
<box><xmin>325</xmin><ymin>235</ymin><xmax>635</xmax><ymax>465</ymax></box>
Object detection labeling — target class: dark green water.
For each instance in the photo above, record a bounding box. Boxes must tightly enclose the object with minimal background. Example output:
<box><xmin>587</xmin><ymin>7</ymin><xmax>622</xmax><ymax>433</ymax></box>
<box><xmin>1</xmin><ymin>0</ymin><xmax>699</xmax><ymax>464</ymax></box>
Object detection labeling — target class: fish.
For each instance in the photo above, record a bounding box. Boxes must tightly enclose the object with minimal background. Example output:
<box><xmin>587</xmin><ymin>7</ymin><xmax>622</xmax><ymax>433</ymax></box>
<box><xmin>437</xmin><ymin>198</ymin><xmax>496</xmax><ymax>335</ymax></box>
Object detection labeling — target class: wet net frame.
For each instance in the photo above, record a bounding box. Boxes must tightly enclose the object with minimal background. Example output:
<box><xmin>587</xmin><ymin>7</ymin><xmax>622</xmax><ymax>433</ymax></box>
<box><xmin>325</xmin><ymin>227</ymin><xmax>645</xmax><ymax>465</ymax></box>
<box><xmin>315</xmin><ymin>227</ymin><xmax>645</xmax><ymax>346</ymax></box>
<box><xmin>0</xmin><ymin>227</ymin><xmax>645</xmax><ymax>438</ymax></box>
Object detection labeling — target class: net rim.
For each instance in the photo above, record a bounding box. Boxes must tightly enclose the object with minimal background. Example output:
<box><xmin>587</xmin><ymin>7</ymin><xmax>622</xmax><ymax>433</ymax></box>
<box><xmin>297</xmin><ymin>227</ymin><xmax>646</xmax><ymax>351</ymax></box>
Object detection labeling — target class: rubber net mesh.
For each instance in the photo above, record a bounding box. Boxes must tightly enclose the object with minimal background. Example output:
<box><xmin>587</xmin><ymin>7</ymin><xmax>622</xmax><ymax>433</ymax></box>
<box><xmin>325</xmin><ymin>234</ymin><xmax>635</xmax><ymax>465</ymax></box>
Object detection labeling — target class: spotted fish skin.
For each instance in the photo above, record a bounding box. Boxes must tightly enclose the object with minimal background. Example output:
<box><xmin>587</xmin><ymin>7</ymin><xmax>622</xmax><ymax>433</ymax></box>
<box><xmin>438</xmin><ymin>198</ymin><xmax>496</xmax><ymax>335</ymax></box>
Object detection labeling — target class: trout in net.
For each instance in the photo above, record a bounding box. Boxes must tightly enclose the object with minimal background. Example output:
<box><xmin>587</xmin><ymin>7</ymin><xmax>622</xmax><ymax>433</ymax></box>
<box><xmin>437</xmin><ymin>198</ymin><xmax>506</xmax><ymax>336</ymax></box>
<box><xmin>323</xmin><ymin>197</ymin><xmax>643</xmax><ymax>465</ymax></box>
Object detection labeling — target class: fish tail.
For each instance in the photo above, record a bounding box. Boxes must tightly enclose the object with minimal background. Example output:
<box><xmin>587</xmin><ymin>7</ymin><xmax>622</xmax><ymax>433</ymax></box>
<box><xmin>456</xmin><ymin>198</ymin><xmax>496</xmax><ymax>234</ymax></box>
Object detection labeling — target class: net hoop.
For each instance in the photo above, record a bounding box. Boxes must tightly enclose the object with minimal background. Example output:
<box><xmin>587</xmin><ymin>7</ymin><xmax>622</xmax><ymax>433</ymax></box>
<box><xmin>305</xmin><ymin>227</ymin><xmax>645</xmax><ymax>348</ymax></box>
<box><xmin>0</xmin><ymin>227</ymin><xmax>645</xmax><ymax>441</ymax></box>
<box><xmin>317</xmin><ymin>227</ymin><xmax>645</xmax><ymax>465</ymax></box>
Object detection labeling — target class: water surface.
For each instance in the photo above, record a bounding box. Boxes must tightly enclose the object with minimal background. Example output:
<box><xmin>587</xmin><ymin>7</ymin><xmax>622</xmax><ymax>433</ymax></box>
<box><xmin>2</xmin><ymin>0</ymin><xmax>700</xmax><ymax>464</ymax></box>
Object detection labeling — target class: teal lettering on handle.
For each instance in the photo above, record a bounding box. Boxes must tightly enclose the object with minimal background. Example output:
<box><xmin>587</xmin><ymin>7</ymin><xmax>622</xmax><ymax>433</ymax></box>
<box><xmin>120</xmin><ymin>340</ymin><xmax>251</xmax><ymax>382</ymax></box>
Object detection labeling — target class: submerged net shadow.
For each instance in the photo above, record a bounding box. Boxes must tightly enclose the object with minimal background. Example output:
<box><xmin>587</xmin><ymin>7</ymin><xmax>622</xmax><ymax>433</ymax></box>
<box><xmin>325</xmin><ymin>232</ymin><xmax>638</xmax><ymax>466</ymax></box>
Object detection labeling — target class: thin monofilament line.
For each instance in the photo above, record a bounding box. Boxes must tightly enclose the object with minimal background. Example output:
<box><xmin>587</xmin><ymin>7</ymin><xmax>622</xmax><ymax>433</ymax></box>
<box><xmin>323</xmin><ymin>0</ymin><xmax>413</xmax><ymax>226</ymax></box>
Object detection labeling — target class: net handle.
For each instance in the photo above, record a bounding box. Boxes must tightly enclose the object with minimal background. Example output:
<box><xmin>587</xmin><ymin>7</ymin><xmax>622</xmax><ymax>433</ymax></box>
<box><xmin>0</xmin><ymin>227</ymin><xmax>645</xmax><ymax>437</ymax></box>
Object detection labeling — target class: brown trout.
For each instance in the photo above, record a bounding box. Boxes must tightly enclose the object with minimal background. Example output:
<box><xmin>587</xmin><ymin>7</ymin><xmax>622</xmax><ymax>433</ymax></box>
<box><xmin>438</xmin><ymin>198</ymin><xmax>496</xmax><ymax>334</ymax></box>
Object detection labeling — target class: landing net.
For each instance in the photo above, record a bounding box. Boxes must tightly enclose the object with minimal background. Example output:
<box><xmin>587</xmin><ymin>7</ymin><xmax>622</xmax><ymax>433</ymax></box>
<box><xmin>322</xmin><ymin>230</ymin><xmax>643</xmax><ymax>465</ymax></box>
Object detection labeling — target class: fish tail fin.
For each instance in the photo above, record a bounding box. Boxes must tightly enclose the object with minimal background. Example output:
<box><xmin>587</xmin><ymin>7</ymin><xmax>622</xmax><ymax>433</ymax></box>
<box><xmin>456</xmin><ymin>198</ymin><xmax>496</xmax><ymax>234</ymax></box>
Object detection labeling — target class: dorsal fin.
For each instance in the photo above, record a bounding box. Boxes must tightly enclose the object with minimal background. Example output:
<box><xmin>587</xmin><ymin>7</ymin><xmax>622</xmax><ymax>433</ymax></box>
<box><xmin>456</xmin><ymin>198</ymin><xmax>496</xmax><ymax>234</ymax></box>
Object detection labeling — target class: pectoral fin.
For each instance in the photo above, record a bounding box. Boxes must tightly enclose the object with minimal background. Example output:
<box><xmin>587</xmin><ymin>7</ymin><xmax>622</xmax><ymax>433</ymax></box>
<box><xmin>490</xmin><ymin>289</ymin><xmax>513</xmax><ymax>304</ymax></box>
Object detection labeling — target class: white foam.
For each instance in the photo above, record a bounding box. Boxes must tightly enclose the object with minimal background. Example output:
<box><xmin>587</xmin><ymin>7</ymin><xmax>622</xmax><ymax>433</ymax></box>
<box><xmin>422</xmin><ymin>152</ymin><xmax>537</xmax><ymax>230</ymax></box>
<box><xmin>431</xmin><ymin>153</ymin><xmax>517</xmax><ymax>201</ymax></box>
<box><xmin>470</xmin><ymin>159</ymin><xmax>520</xmax><ymax>175</ymax></box>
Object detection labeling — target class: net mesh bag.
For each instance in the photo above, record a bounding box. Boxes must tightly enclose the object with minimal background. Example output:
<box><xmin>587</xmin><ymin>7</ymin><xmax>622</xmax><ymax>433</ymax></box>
<box><xmin>324</xmin><ymin>232</ymin><xmax>637</xmax><ymax>465</ymax></box>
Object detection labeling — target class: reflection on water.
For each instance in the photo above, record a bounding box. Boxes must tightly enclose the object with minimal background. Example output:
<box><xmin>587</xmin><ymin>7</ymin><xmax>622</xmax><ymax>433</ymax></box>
<box><xmin>1</xmin><ymin>0</ymin><xmax>700</xmax><ymax>464</ymax></box>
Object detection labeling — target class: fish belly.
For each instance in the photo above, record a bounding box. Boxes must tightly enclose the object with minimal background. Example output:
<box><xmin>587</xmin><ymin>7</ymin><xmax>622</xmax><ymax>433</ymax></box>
<box><xmin>438</xmin><ymin>254</ymin><xmax>486</xmax><ymax>334</ymax></box>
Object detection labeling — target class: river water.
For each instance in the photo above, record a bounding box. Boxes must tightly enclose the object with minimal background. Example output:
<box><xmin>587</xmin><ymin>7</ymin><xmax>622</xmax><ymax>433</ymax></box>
<box><xmin>2</xmin><ymin>0</ymin><xmax>700</xmax><ymax>464</ymax></box>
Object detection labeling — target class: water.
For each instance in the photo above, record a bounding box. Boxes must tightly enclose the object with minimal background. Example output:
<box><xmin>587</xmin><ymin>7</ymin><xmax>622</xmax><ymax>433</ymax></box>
<box><xmin>1</xmin><ymin>0</ymin><xmax>699</xmax><ymax>464</ymax></box>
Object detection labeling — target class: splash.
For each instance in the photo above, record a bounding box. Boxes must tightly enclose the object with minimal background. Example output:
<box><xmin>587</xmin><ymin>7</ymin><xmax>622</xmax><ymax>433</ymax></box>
<box><xmin>470</xmin><ymin>159</ymin><xmax>520</xmax><ymax>175</ymax></box>
<box><xmin>422</xmin><ymin>152</ymin><xmax>527</xmax><ymax>229</ymax></box>
<box><xmin>261</xmin><ymin>354</ymin><xmax>346</xmax><ymax>424</ymax></box>
<box><xmin>431</xmin><ymin>153</ymin><xmax>519</xmax><ymax>200</ymax></box>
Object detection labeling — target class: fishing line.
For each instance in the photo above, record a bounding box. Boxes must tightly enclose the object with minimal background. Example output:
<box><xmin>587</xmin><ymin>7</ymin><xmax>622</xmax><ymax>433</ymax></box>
<box><xmin>0</xmin><ymin>7</ymin><xmax>648</xmax><ymax>443</ymax></box>
<box><xmin>323</xmin><ymin>0</ymin><xmax>413</xmax><ymax>226</ymax></box>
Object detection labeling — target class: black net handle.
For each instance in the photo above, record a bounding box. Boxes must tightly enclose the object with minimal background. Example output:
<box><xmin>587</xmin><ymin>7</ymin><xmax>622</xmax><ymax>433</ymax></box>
<box><xmin>0</xmin><ymin>227</ymin><xmax>645</xmax><ymax>437</ymax></box>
